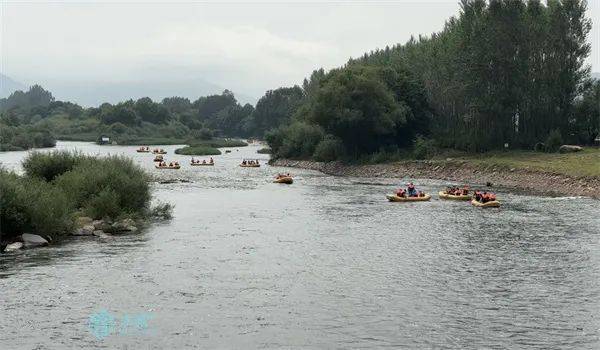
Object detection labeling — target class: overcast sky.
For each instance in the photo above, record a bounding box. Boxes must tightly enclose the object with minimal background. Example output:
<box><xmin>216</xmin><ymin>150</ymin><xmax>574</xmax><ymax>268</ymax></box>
<box><xmin>1</xmin><ymin>0</ymin><xmax>598</xmax><ymax>103</ymax></box>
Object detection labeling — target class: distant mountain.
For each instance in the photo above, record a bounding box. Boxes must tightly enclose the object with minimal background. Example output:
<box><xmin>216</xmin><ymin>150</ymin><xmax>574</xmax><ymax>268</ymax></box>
<box><xmin>0</xmin><ymin>74</ymin><xmax>26</xmax><ymax>98</ymax></box>
<box><xmin>43</xmin><ymin>78</ymin><xmax>256</xmax><ymax>107</ymax></box>
<box><xmin>592</xmin><ymin>72</ymin><xmax>600</xmax><ymax>80</ymax></box>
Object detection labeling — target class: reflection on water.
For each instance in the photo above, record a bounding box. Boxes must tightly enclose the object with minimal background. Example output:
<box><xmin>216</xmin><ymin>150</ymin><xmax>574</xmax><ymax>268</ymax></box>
<box><xmin>1</xmin><ymin>141</ymin><xmax>599</xmax><ymax>349</ymax></box>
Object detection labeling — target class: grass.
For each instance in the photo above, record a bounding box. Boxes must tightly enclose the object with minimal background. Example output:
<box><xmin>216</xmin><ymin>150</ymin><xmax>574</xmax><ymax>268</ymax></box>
<box><xmin>431</xmin><ymin>148</ymin><xmax>600</xmax><ymax>178</ymax></box>
<box><xmin>174</xmin><ymin>145</ymin><xmax>222</xmax><ymax>156</ymax></box>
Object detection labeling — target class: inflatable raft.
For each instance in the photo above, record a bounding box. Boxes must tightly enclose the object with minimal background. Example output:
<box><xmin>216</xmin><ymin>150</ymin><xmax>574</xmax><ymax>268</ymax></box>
<box><xmin>386</xmin><ymin>194</ymin><xmax>431</xmax><ymax>202</ymax></box>
<box><xmin>274</xmin><ymin>176</ymin><xmax>293</xmax><ymax>184</ymax></box>
<box><xmin>155</xmin><ymin>165</ymin><xmax>180</xmax><ymax>170</ymax></box>
<box><xmin>191</xmin><ymin>162</ymin><xmax>214</xmax><ymax>166</ymax></box>
<box><xmin>240</xmin><ymin>164</ymin><xmax>260</xmax><ymax>168</ymax></box>
<box><xmin>136</xmin><ymin>149</ymin><xmax>150</xmax><ymax>153</ymax></box>
<box><xmin>153</xmin><ymin>150</ymin><xmax>167</xmax><ymax>155</ymax></box>
<box><xmin>471</xmin><ymin>199</ymin><xmax>501</xmax><ymax>208</ymax></box>
<box><xmin>438</xmin><ymin>191</ymin><xmax>471</xmax><ymax>200</ymax></box>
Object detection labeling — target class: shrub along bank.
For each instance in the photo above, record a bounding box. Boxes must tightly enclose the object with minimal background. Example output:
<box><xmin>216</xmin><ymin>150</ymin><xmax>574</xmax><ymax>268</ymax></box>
<box><xmin>0</xmin><ymin>151</ymin><xmax>171</xmax><ymax>249</ymax></box>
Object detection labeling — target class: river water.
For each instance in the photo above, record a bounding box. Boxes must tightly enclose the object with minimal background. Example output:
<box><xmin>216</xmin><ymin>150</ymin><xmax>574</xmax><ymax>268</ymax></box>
<box><xmin>1</xmin><ymin>141</ymin><xmax>599</xmax><ymax>349</ymax></box>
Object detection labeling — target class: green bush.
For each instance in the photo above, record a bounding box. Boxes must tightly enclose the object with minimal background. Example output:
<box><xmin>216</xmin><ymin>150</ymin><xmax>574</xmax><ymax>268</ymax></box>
<box><xmin>545</xmin><ymin>129</ymin><xmax>563</xmax><ymax>153</ymax></box>
<box><xmin>0</xmin><ymin>170</ymin><xmax>73</xmax><ymax>241</ymax></box>
<box><xmin>412</xmin><ymin>136</ymin><xmax>436</xmax><ymax>160</ymax></box>
<box><xmin>275</xmin><ymin>122</ymin><xmax>325</xmax><ymax>159</ymax></box>
<box><xmin>23</xmin><ymin>151</ymin><xmax>88</xmax><ymax>182</ymax></box>
<box><xmin>54</xmin><ymin>156</ymin><xmax>151</xmax><ymax>219</ymax></box>
<box><xmin>84</xmin><ymin>188</ymin><xmax>121</xmax><ymax>219</ymax></box>
<box><xmin>313</xmin><ymin>135</ymin><xmax>345</xmax><ymax>162</ymax></box>
<box><xmin>174</xmin><ymin>146</ymin><xmax>222</xmax><ymax>156</ymax></box>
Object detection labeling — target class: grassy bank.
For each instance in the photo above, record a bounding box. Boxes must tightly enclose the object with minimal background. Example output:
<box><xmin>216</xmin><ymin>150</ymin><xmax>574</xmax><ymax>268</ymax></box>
<box><xmin>0</xmin><ymin>151</ymin><xmax>171</xmax><ymax>244</ymax></box>
<box><xmin>174</xmin><ymin>146</ymin><xmax>221</xmax><ymax>156</ymax></box>
<box><xmin>436</xmin><ymin>148</ymin><xmax>600</xmax><ymax>178</ymax></box>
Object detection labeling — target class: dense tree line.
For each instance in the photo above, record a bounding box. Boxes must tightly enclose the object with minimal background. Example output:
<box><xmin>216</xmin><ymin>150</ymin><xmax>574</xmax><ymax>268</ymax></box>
<box><xmin>265</xmin><ymin>0</ymin><xmax>597</xmax><ymax>160</ymax></box>
<box><xmin>350</xmin><ymin>0</ymin><xmax>594</xmax><ymax>151</ymax></box>
<box><xmin>0</xmin><ymin>85</ymin><xmax>286</xmax><ymax>147</ymax></box>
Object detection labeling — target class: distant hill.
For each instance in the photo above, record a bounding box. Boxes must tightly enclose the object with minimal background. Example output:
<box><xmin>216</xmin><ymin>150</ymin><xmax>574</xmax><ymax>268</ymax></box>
<box><xmin>43</xmin><ymin>78</ymin><xmax>256</xmax><ymax>107</ymax></box>
<box><xmin>592</xmin><ymin>72</ymin><xmax>600</xmax><ymax>80</ymax></box>
<box><xmin>0</xmin><ymin>74</ymin><xmax>26</xmax><ymax>98</ymax></box>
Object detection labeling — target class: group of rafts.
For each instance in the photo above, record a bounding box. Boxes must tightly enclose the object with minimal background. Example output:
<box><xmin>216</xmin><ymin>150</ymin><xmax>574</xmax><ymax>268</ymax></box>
<box><xmin>138</xmin><ymin>147</ymin><xmax>498</xmax><ymax>201</ymax></box>
<box><xmin>136</xmin><ymin>147</ymin><xmax>292</xmax><ymax>183</ymax></box>
<box><xmin>386</xmin><ymin>183</ymin><xmax>501</xmax><ymax>208</ymax></box>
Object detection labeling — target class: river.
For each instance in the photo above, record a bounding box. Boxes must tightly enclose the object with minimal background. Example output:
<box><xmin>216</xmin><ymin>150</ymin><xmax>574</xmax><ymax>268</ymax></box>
<box><xmin>1</xmin><ymin>141</ymin><xmax>599</xmax><ymax>349</ymax></box>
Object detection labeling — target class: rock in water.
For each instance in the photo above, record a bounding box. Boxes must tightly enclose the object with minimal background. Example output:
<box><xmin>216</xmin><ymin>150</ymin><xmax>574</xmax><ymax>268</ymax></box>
<box><xmin>559</xmin><ymin>145</ymin><xmax>583</xmax><ymax>153</ymax></box>
<box><xmin>5</xmin><ymin>242</ymin><xmax>23</xmax><ymax>252</ymax></box>
<box><xmin>73</xmin><ymin>225</ymin><xmax>95</xmax><ymax>236</ymax></box>
<box><xmin>21</xmin><ymin>233</ymin><xmax>49</xmax><ymax>248</ymax></box>
<box><xmin>112</xmin><ymin>218</ymin><xmax>138</xmax><ymax>233</ymax></box>
<box><xmin>93</xmin><ymin>230</ymin><xmax>112</xmax><ymax>239</ymax></box>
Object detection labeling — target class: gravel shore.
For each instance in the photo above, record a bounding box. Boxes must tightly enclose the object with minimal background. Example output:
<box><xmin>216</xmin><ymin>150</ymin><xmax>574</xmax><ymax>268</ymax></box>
<box><xmin>272</xmin><ymin>159</ymin><xmax>600</xmax><ymax>198</ymax></box>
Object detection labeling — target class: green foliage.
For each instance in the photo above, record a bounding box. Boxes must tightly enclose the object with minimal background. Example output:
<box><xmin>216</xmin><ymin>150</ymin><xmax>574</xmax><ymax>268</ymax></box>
<box><xmin>544</xmin><ymin>130</ymin><xmax>564</xmax><ymax>153</ymax></box>
<box><xmin>23</xmin><ymin>151</ymin><xmax>87</xmax><ymax>182</ymax></box>
<box><xmin>313</xmin><ymin>135</ymin><xmax>345</xmax><ymax>162</ymax></box>
<box><xmin>0</xmin><ymin>123</ymin><xmax>56</xmax><ymax>151</ymax></box>
<box><xmin>412</xmin><ymin>136</ymin><xmax>436</xmax><ymax>160</ymax></box>
<box><xmin>54</xmin><ymin>155</ymin><xmax>151</xmax><ymax>219</ymax></box>
<box><xmin>0</xmin><ymin>169</ymin><xmax>73</xmax><ymax>242</ymax></box>
<box><xmin>268</xmin><ymin>122</ymin><xmax>324</xmax><ymax>159</ymax></box>
<box><xmin>84</xmin><ymin>188</ymin><xmax>121</xmax><ymax>219</ymax></box>
<box><xmin>1</xmin><ymin>87</ymin><xmax>255</xmax><ymax>148</ymax></box>
<box><xmin>174</xmin><ymin>146</ymin><xmax>222</xmax><ymax>156</ymax></box>
<box><xmin>247</xmin><ymin>86</ymin><xmax>304</xmax><ymax>137</ymax></box>
<box><xmin>0</xmin><ymin>85</ymin><xmax>54</xmax><ymax>113</ymax></box>
<box><xmin>1</xmin><ymin>153</ymin><xmax>159</xmax><ymax>241</ymax></box>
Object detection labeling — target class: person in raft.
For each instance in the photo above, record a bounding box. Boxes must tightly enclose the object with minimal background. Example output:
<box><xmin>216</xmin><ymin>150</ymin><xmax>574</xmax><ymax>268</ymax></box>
<box><xmin>474</xmin><ymin>190</ymin><xmax>496</xmax><ymax>203</ymax></box>
<box><xmin>407</xmin><ymin>182</ymin><xmax>418</xmax><ymax>197</ymax></box>
<box><xmin>209</xmin><ymin>157</ymin><xmax>214</xmax><ymax>164</ymax></box>
<box><xmin>395</xmin><ymin>188</ymin><xmax>407</xmax><ymax>197</ymax></box>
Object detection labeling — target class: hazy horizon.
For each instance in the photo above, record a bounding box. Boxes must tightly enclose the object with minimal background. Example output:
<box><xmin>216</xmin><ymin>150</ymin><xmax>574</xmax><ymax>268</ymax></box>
<box><xmin>1</xmin><ymin>0</ymin><xmax>598</xmax><ymax>106</ymax></box>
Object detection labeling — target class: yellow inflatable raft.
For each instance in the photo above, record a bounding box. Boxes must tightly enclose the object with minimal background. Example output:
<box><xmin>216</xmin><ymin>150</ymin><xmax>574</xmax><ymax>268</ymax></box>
<box><xmin>155</xmin><ymin>165</ymin><xmax>180</xmax><ymax>170</ymax></box>
<box><xmin>274</xmin><ymin>176</ymin><xmax>293</xmax><ymax>184</ymax></box>
<box><xmin>386</xmin><ymin>194</ymin><xmax>431</xmax><ymax>202</ymax></box>
<box><xmin>153</xmin><ymin>150</ymin><xmax>167</xmax><ymax>155</ymax></box>
<box><xmin>191</xmin><ymin>162</ymin><xmax>214</xmax><ymax>166</ymax></box>
<box><xmin>471</xmin><ymin>199</ymin><xmax>501</xmax><ymax>208</ymax></box>
<box><xmin>438</xmin><ymin>191</ymin><xmax>471</xmax><ymax>201</ymax></box>
<box><xmin>240</xmin><ymin>164</ymin><xmax>260</xmax><ymax>168</ymax></box>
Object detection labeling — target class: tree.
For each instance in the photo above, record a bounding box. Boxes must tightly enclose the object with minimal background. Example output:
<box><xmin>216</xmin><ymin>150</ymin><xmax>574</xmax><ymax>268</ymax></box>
<box><xmin>249</xmin><ymin>86</ymin><xmax>304</xmax><ymax>137</ymax></box>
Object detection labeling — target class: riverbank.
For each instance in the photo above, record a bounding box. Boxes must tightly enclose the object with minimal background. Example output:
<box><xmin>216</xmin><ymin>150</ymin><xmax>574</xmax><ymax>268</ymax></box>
<box><xmin>272</xmin><ymin>153</ymin><xmax>600</xmax><ymax>198</ymax></box>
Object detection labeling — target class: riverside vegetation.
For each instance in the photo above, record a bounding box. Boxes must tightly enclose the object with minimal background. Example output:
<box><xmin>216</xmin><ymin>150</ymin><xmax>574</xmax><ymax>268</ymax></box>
<box><xmin>0</xmin><ymin>151</ymin><xmax>172</xmax><ymax>251</ymax></box>
<box><xmin>264</xmin><ymin>0</ymin><xmax>599</xmax><ymax>162</ymax></box>
<box><xmin>0</xmin><ymin>84</ymin><xmax>284</xmax><ymax>150</ymax></box>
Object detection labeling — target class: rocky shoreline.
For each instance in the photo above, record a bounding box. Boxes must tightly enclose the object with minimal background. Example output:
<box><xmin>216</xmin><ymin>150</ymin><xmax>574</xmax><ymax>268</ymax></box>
<box><xmin>272</xmin><ymin>159</ymin><xmax>600</xmax><ymax>199</ymax></box>
<box><xmin>1</xmin><ymin>217</ymin><xmax>141</xmax><ymax>253</ymax></box>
